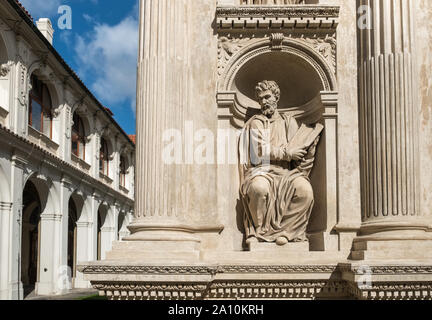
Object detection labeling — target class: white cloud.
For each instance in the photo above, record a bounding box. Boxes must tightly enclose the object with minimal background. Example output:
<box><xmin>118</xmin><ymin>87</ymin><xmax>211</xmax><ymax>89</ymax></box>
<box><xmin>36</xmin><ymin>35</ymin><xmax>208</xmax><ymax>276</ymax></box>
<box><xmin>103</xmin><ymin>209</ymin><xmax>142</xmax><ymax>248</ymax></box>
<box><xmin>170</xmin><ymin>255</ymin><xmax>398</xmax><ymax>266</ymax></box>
<box><xmin>19</xmin><ymin>0</ymin><xmax>61</xmax><ymax>18</ymax></box>
<box><xmin>82</xmin><ymin>13</ymin><xmax>92</xmax><ymax>23</ymax></box>
<box><xmin>75</xmin><ymin>15</ymin><xmax>138</xmax><ymax>112</ymax></box>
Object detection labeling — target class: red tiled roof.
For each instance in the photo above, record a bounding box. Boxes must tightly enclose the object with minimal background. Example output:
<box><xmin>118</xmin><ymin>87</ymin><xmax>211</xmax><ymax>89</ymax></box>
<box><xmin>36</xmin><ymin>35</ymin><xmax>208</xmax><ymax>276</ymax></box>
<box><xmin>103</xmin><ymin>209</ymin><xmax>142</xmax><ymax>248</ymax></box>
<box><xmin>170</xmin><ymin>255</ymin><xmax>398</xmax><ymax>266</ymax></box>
<box><xmin>104</xmin><ymin>107</ymin><xmax>114</xmax><ymax>116</ymax></box>
<box><xmin>14</xmin><ymin>0</ymin><xmax>33</xmax><ymax>21</ymax></box>
<box><xmin>128</xmin><ymin>135</ymin><xmax>136</xmax><ymax>144</ymax></box>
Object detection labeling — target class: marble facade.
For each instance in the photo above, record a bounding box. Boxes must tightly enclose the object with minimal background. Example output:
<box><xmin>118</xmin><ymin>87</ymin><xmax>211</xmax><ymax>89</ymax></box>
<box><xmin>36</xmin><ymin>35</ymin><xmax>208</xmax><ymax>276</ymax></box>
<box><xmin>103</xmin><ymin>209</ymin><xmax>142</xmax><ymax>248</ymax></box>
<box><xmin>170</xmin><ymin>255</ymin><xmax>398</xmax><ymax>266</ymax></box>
<box><xmin>80</xmin><ymin>0</ymin><xmax>432</xmax><ymax>300</ymax></box>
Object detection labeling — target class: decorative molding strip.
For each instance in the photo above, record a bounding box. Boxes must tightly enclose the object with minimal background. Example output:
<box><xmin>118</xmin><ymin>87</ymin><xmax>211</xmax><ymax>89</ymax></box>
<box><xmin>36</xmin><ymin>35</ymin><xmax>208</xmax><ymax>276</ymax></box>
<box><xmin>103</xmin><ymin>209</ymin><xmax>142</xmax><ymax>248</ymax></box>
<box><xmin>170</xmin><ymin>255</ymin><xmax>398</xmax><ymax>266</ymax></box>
<box><xmin>219</xmin><ymin>265</ymin><xmax>338</xmax><ymax>274</ymax></box>
<box><xmin>92</xmin><ymin>282</ymin><xmax>208</xmax><ymax>300</ymax></box>
<box><xmin>216</xmin><ymin>5</ymin><xmax>339</xmax><ymax>30</ymax></box>
<box><xmin>217</xmin><ymin>6</ymin><xmax>340</xmax><ymax>18</ymax></box>
<box><xmin>0</xmin><ymin>202</ymin><xmax>13</xmax><ymax>210</ymax></box>
<box><xmin>339</xmin><ymin>264</ymin><xmax>432</xmax><ymax>275</ymax></box>
<box><xmin>91</xmin><ymin>280</ymin><xmax>352</xmax><ymax>300</ymax></box>
<box><xmin>79</xmin><ymin>264</ymin><xmax>339</xmax><ymax>275</ymax></box>
<box><xmin>347</xmin><ymin>282</ymin><xmax>432</xmax><ymax>301</ymax></box>
<box><xmin>208</xmin><ymin>280</ymin><xmax>349</xmax><ymax>299</ymax></box>
<box><xmin>82</xmin><ymin>263</ymin><xmax>432</xmax><ymax>300</ymax></box>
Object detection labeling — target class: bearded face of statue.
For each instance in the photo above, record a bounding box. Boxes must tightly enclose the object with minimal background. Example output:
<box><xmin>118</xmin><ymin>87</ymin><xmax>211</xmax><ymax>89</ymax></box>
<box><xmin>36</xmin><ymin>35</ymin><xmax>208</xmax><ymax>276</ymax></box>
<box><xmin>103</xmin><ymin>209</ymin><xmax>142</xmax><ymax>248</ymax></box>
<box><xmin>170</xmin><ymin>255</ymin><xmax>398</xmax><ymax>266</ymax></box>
<box><xmin>257</xmin><ymin>89</ymin><xmax>278</xmax><ymax>118</ymax></box>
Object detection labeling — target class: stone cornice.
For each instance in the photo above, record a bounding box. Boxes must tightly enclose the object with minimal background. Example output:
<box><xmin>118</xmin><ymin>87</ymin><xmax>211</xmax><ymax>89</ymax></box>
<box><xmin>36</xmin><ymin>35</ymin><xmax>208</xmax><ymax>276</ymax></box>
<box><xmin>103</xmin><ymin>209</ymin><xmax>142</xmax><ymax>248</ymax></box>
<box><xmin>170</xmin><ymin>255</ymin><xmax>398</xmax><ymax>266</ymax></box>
<box><xmin>216</xmin><ymin>5</ymin><xmax>339</xmax><ymax>30</ymax></box>
<box><xmin>217</xmin><ymin>5</ymin><xmax>340</xmax><ymax>18</ymax></box>
<box><xmin>80</xmin><ymin>263</ymin><xmax>432</xmax><ymax>276</ymax></box>
<box><xmin>79</xmin><ymin>264</ymin><xmax>339</xmax><ymax>275</ymax></box>
<box><xmin>339</xmin><ymin>264</ymin><xmax>432</xmax><ymax>275</ymax></box>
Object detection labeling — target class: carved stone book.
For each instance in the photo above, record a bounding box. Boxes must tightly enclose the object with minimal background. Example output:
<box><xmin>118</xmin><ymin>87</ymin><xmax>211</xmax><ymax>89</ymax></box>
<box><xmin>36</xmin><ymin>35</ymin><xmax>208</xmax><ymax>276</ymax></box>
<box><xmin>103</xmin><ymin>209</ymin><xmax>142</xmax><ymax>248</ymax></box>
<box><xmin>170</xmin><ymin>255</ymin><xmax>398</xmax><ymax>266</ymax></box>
<box><xmin>288</xmin><ymin>122</ymin><xmax>324</xmax><ymax>151</ymax></box>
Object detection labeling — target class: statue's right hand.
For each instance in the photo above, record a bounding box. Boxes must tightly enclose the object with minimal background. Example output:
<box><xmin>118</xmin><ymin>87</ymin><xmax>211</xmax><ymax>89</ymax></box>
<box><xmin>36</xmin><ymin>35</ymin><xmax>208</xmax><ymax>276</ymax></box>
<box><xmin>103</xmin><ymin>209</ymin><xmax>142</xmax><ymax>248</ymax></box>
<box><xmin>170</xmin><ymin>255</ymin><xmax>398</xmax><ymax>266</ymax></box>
<box><xmin>286</xmin><ymin>147</ymin><xmax>307</xmax><ymax>161</ymax></box>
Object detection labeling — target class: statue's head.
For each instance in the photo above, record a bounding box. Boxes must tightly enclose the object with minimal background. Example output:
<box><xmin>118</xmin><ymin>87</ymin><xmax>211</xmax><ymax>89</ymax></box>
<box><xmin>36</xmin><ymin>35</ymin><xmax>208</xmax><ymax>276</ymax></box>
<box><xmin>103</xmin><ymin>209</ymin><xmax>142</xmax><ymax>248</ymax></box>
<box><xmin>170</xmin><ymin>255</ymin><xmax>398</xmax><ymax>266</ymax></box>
<box><xmin>255</xmin><ymin>80</ymin><xmax>280</xmax><ymax>118</ymax></box>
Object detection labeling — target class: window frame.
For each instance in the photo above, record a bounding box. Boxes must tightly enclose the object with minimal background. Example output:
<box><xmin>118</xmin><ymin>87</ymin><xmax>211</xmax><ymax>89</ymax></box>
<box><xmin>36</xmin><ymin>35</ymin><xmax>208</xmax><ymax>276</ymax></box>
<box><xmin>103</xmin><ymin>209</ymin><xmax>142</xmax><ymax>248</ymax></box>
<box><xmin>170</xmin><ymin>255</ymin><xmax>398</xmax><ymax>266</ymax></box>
<box><xmin>119</xmin><ymin>155</ymin><xmax>127</xmax><ymax>188</ymax></box>
<box><xmin>28</xmin><ymin>75</ymin><xmax>53</xmax><ymax>139</ymax></box>
<box><xmin>99</xmin><ymin>137</ymin><xmax>109</xmax><ymax>176</ymax></box>
<box><xmin>72</xmin><ymin>113</ymin><xmax>86</xmax><ymax>161</ymax></box>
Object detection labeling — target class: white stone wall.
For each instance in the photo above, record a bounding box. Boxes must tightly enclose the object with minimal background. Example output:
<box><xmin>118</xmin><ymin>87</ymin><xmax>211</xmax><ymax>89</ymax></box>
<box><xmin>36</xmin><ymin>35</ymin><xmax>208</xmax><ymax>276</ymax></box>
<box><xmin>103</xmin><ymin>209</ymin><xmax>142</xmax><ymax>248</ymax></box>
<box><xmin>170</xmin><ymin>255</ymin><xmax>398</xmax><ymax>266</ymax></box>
<box><xmin>0</xmin><ymin>4</ymin><xmax>135</xmax><ymax>300</ymax></box>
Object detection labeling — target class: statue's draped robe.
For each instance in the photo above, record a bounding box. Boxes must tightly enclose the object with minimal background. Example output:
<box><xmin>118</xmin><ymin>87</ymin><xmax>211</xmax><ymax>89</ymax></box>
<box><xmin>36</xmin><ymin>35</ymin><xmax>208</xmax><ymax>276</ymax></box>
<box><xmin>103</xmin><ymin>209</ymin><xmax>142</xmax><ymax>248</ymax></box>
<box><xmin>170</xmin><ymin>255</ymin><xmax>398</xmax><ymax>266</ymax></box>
<box><xmin>239</xmin><ymin>112</ymin><xmax>317</xmax><ymax>242</ymax></box>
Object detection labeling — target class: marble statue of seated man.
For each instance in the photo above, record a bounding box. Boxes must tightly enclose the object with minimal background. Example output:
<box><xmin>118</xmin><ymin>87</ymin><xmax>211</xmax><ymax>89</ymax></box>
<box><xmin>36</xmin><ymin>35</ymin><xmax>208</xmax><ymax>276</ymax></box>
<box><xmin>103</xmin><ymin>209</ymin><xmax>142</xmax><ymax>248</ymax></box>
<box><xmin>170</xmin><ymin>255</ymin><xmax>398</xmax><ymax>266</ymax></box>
<box><xmin>238</xmin><ymin>80</ymin><xmax>322</xmax><ymax>247</ymax></box>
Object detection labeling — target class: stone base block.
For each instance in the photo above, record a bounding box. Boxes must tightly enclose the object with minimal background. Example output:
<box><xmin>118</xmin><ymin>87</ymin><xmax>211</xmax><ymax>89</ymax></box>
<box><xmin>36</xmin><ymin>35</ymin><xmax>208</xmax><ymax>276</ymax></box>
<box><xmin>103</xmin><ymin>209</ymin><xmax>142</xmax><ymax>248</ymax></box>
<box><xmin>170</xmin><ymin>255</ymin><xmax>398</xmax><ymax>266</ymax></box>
<box><xmin>247</xmin><ymin>240</ymin><xmax>310</xmax><ymax>252</ymax></box>
<box><xmin>200</xmin><ymin>250</ymin><xmax>348</xmax><ymax>265</ymax></box>
<box><xmin>105</xmin><ymin>241</ymin><xmax>200</xmax><ymax>263</ymax></box>
<box><xmin>351</xmin><ymin>239</ymin><xmax>432</xmax><ymax>261</ymax></box>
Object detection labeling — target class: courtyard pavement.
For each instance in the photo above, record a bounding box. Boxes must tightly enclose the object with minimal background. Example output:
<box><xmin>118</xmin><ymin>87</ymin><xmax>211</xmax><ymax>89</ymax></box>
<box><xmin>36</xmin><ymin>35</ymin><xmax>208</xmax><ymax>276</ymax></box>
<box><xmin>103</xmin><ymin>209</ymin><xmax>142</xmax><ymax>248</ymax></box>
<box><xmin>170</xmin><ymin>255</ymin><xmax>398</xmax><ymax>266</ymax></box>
<box><xmin>24</xmin><ymin>289</ymin><xmax>100</xmax><ymax>300</ymax></box>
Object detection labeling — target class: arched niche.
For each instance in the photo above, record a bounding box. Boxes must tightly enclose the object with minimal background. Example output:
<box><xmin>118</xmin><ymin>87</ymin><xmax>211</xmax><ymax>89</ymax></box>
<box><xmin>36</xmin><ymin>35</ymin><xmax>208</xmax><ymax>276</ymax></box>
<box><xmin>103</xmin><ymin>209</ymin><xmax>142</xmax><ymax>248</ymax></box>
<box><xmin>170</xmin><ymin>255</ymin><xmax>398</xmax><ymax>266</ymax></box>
<box><xmin>217</xmin><ymin>38</ymin><xmax>339</xmax><ymax>251</ymax></box>
<box><xmin>234</xmin><ymin>51</ymin><xmax>323</xmax><ymax>109</ymax></box>
<box><xmin>218</xmin><ymin>38</ymin><xmax>336</xmax><ymax>128</ymax></box>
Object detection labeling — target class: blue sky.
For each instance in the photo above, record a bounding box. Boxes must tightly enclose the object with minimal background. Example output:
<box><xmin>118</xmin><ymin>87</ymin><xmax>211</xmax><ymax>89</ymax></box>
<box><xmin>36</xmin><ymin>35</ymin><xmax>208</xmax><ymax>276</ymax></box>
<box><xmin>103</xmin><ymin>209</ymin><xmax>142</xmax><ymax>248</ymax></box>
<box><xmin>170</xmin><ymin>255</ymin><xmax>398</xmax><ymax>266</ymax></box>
<box><xmin>20</xmin><ymin>0</ymin><xmax>138</xmax><ymax>134</ymax></box>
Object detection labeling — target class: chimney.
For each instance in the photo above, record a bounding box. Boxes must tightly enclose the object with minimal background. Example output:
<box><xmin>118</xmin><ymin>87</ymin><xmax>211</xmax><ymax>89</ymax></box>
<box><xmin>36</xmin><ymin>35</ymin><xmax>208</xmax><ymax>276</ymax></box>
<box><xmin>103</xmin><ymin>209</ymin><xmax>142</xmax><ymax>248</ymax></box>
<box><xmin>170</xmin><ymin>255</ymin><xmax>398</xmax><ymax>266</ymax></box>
<box><xmin>36</xmin><ymin>18</ymin><xmax>54</xmax><ymax>45</ymax></box>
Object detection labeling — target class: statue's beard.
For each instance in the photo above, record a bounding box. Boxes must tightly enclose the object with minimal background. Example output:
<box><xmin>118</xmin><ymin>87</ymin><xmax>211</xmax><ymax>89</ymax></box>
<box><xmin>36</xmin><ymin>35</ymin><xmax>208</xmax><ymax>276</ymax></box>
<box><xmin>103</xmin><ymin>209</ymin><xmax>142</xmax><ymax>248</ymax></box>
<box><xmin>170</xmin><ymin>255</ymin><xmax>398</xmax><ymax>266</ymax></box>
<box><xmin>262</xmin><ymin>103</ymin><xmax>277</xmax><ymax>117</ymax></box>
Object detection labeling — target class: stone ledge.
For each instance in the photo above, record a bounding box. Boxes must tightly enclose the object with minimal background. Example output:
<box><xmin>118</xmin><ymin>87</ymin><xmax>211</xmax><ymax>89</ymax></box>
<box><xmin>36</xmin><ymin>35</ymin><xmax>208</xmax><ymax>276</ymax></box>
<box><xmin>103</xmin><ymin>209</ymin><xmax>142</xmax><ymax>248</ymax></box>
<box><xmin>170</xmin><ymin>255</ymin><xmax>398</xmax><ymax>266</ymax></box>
<box><xmin>247</xmin><ymin>240</ymin><xmax>309</xmax><ymax>252</ymax></box>
<box><xmin>78</xmin><ymin>262</ymin><xmax>432</xmax><ymax>300</ymax></box>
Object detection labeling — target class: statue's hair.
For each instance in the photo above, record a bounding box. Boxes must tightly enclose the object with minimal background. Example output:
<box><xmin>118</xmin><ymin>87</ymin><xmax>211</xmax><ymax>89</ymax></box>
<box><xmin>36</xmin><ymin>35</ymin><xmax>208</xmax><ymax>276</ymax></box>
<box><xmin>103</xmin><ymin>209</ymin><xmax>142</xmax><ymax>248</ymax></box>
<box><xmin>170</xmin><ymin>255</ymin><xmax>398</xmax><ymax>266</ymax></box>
<box><xmin>255</xmin><ymin>80</ymin><xmax>281</xmax><ymax>101</ymax></box>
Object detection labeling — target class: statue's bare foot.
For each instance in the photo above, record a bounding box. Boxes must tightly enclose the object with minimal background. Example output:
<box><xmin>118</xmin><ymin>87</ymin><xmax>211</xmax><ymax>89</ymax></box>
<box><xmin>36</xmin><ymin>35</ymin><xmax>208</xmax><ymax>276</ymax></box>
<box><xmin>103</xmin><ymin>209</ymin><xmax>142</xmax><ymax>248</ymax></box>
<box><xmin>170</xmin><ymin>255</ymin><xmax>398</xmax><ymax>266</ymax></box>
<box><xmin>276</xmin><ymin>237</ymin><xmax>289</xmax><ymax>246</ymax></box>
<box><xmin>246</xmin><ymin>237</ymin><xmax>258</xmax><ymax>246</ymax></box>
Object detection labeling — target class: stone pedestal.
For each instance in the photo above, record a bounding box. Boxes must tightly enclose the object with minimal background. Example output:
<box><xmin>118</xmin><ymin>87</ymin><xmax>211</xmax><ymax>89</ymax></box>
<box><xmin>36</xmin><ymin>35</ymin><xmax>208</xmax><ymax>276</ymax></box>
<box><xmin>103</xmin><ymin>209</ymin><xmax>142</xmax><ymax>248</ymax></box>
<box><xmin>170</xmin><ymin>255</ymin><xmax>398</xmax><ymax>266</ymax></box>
<box><xmin>247</xmin><ymin>241</ymin><xmax>309</xmax><ymax>252</ymax></box>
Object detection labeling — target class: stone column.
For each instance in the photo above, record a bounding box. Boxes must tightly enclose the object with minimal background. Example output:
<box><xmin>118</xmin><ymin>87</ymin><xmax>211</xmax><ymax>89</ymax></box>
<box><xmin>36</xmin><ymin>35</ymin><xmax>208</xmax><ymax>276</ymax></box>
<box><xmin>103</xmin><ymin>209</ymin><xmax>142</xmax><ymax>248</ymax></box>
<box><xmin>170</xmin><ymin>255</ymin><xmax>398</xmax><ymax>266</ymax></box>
<box><xmin>355</xmin><ymin>0</ymin><xmax>432</xmax><ymax>259</ymax></box>
<box><xmin>74</xmin><ymin>220</ymin><xmax>90</xmax><ymax>288</ymax></box>
<box><xmin>0</xmin><ymin>201</ymin><xmax>12</xmax><ymax>299</ymax></box>
<box><xmin>10</xmin><ymin>152</ymin><xmax>26</xmax><ymax>299</ymax></box>
<box><xmin>123</xmin><ymin>0</ymin><xmax>222</xmax><ymax>259</ymax></box>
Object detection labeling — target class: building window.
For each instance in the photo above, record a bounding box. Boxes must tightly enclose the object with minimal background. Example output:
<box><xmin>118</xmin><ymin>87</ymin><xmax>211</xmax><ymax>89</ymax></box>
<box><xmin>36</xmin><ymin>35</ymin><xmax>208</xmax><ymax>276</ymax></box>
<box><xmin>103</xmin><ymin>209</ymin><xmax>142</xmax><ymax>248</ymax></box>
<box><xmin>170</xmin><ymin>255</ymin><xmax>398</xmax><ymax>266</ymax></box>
<box><xmin>120</xmin><ymin>155</ymin><xmax>127</xmax><ymax>188</ymax></box>
<box><xmin>29</xmin><ymin>74</ymin><xmax>53</xmax><ymax>138</ymax></box>
<box><xmin>72</xmin><ymin>113</ymin><xmax>86</xmax><ymax>160</ymax></box>
<box><xmin>99</xmin><ymin>137</ymin><xmax>109</xmax><ymax>176</ymax></box>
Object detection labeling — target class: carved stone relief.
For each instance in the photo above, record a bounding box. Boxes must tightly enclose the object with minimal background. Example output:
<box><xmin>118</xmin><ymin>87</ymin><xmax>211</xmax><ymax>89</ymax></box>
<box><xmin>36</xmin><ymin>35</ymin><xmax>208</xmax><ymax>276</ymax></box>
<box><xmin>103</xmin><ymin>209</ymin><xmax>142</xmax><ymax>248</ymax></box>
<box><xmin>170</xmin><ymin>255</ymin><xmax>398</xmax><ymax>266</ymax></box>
<box><xmin>217</xmin><ymin>33</ymin><xmax>337</xmax><ymax>83</ymax></box>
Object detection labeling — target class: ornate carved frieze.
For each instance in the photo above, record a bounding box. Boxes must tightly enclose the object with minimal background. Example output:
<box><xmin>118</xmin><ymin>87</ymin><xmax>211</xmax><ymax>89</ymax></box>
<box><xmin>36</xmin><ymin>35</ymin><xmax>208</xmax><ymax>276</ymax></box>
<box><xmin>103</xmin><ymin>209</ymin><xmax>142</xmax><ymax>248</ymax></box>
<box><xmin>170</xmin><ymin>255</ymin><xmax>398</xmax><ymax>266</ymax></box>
<box><xmin>80</xmin><ymin>264</ymin><xmax>339</xmax><ymax>275</ymax></box>
<box><xmin>92</xmin><ymin>283</ymin><xmax>208</xmax><ymax>300</ymax></box>
<box><xmin>81</xmin><ymin>263</ymin><xmax>432</xmax><ymax>300</ymax></box>
<box><xmin>216</xmin><ymin>5</ymin><xmax>339</xmax><ymax>30</ymax></box>
<box><xmin>296</xmin><ymin>35</ymin><xmax>336</xmax><ymax>73</ymax></box>
<box><xmin>347</xmin><ymin>282</ymin><xmax>432</xmax><ymax>301</ymax></box>
<box><xmin>217</xmin><ymin>33</ymin><xmax>337</xmax><ymax>85</ymax></box>
<box><xmin>208</xmin><ymin>280</ymin><xmax>349</xmax><ymax>300</ymax></box>
<box><xmin>217</xmin><ymin>36</ymin><xmax>251</xmax><ymax>76</ymax></box>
